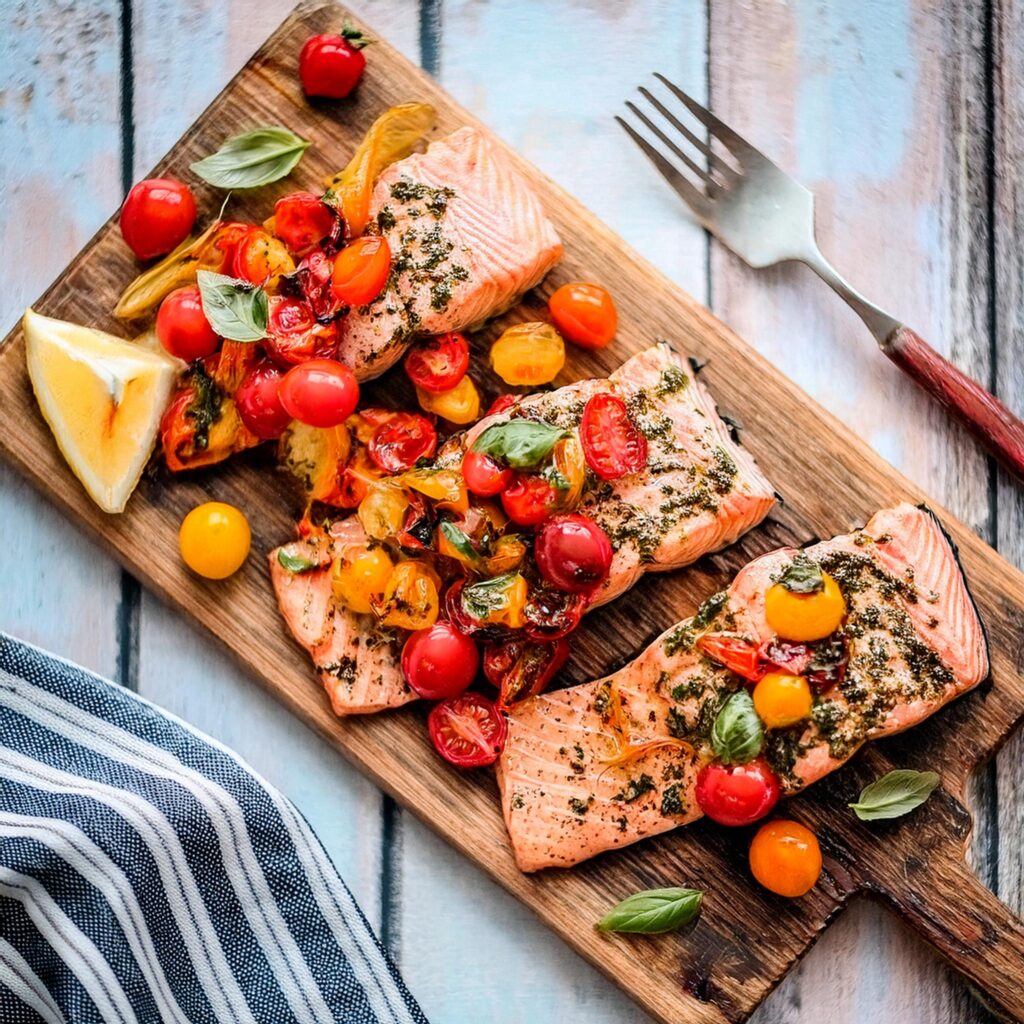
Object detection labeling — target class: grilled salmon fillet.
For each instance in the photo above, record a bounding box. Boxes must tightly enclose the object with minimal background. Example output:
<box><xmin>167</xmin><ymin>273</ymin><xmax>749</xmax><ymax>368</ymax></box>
<box><xmin>338</xmin><ymin>126</ymin><xmax>563</xmax><ymax>380</ymax></box>
<box><xmin>456</xmin><ymin>342</ymin><xmax>776</xmax><ymax>607</ymax></box>
<box><xmin>269</xmin><ymin>520</ymin><xmax>413</xmax><ymax>716</ymax></box>
<box><xmin>497</xmin><ymin>503</ymin><xmax>989</xmax><ymax>871</ymax></box>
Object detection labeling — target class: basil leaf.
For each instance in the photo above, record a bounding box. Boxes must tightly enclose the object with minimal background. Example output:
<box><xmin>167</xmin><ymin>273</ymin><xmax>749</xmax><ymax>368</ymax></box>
<box><xmin>439</xmin><ymin>521</ymin><xmax>481</xmax><ymax>565</ymax></box>
<box><xmin>190</xmin><ymin>126</ymin><xmax>310</xmax><ymax>189</ymax></box>
<box><xmin>277</xmin><ymin>549</ymin><xmax>319</xmax><ymax>574</ymax></box>
<box><xmin>196</xmin><ymin>271</ymin><xmax>268</xmax><ymax>342</ymax></box>
<box><xmin>471</xmin><ymin>421</ymin><xmax>565</xmax><ymax>469</ymax></box>
<box><xmin>597</xmin><ymin>887</ymin><xmax>703</xmax><ymax>935</ymax></box>
<box><xmin>849</xmin><ymin>769</ymin><xmax>940</xmax><ymax>821</ymax></box>
<box><xmin>710</xmin><ymin>690</ymin><xmax>763</xmax><ymax>765</ymax></box>
<box><xmin>778</xmin><ymin>553</ymin><xmax>825</xmax><ymax>594</ymax></box>
<box><xmin>461</xmin><ymin>572</ymin><xmax>520</xmax><ymax>622</ymax></box>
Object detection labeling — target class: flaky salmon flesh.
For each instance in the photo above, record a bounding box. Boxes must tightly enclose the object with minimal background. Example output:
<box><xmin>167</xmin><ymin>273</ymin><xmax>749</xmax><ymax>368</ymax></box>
<box><xmin>338</xmin><ymin>126</ymin><xmax>564</xmax><ymax>380</ymax></box>
<box><xmin>497</xmin><ymin>504</ymin><xmax>989</xmax><ymax>872</ymax></box>
<box><xmin>271</xmin><ymin>344</ymin><xmax>775</xmax><ymax>716</ymax></box>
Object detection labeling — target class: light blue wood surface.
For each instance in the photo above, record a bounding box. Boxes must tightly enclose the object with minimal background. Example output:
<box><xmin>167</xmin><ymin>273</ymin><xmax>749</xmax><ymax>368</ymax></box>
<box><xmin>1</xmin><ymin>2</ymin><xmax>1020</xmax><ymax>1022</ymax></box>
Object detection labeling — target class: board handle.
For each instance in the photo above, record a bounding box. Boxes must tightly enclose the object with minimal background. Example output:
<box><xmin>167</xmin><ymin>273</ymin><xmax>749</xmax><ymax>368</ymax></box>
<box><xmin>882</xmin><ymin>853</ymin><xmax>1024</xmax><ymax>1022</ymax></box>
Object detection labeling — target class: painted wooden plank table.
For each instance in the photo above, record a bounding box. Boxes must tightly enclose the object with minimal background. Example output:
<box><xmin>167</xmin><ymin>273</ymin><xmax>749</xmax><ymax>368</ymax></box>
<box><xmin>1</xmin><ymin>1</ymin><xmax>1020</xmax><ymax>1021</ymax></box>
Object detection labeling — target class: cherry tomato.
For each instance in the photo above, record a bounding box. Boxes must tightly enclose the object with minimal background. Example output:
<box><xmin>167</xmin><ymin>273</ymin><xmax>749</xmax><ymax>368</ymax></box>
<box><xmin>273</xmin><ymin>192</ymin><xmax>338</xmax><ymax>256</ymax></box>
<box><xmin>278</xmin><ymin>359</ymin><xmax>360</xmax><ymax>428</ymax></box>
<box><xmin>548</xmin><ymin>282</ymin><xmax>617</xmax><ymax>349</ymax></box>
<box><xmin>155</xmin><ymin>285</ymin><xmax>220</xmax><ymax>360</ymax></box>
<box><xmin>580</xmin><ymin>393</ymin><xmax>648</xmax><ymax>480</ymax></box>
<box><xmin>367</xmin><ymin>412</ymin><xmax>437</xmax><ymax>473</ymax></box>
<box><xmin>765</xmin><ymin>571</ymin><xmax>847</xmax><ymax>642</ymax></box>
<box><xmin>331</xmin><ymin>236</ymin><xmax>391</xmax><ymax>307</ymax></box>
<box><xmin>752</xmin><ymin>672</ymin><xmax>813</xmax><ymax>729</ymax></box>
<box><xmin>178</xmin><ymin>501</ymin><xmax>251</xmax><ymax>579</ymax></box>
<box><xmin>332</xmin><ymin>545</ymin><xmax>393</xmax><ymax>614</ymax></box>
<box><xmin>695</xmin><ymin>759</ymin><xmax>781</xmax><ymax>827</ymax></box>
<box><xmin>486</xmin><ymin>394</ymin><xmax>518</xmax><ymax>417</ymax></box>
<box><xmin>264</xmin><ymin>296</ymin><xmax>339</xmax><ymax>366</ymax></box>
<box><xmin>483</xmin><ymin>637</ymin><xmax>569</xmax><ymax>707</ymax></box>
<box><xmin>523</xmin><ymin>586</ymin><xmax>587</xmax><ymax>642</ymax></box>
<box><xmin>287</xmin><ymin>249</ymin><xmax>344</xmax><ymax>320</ymax></box>
<box><xmin>461</xmin><ymin>449</ymin><xmax>513</xmax><ymax>497</ymax></box>
<box><xmin>534</xmin><ymin>514</ymin><xmax>612</xmax><ymax>594</ymax></box>
<box><xmin>501</xmin><ymin>473</ymin><xmax>559</xmax><ymax>526</ymax></box>
<box><xmin>416</xmin><ymin>377</ymin><xmax>481</xmax><ymax>425</ymax></box>
<box><xmin>299</xmin><ymin>30</ymin><xmax>369</xmax><ymax>99</ymax></box>
<box><xmin>489</xmin><ymin>322</ymin><xmax>565</xmax><ymax>386</ymax></box>
<box><xmin>697</xmin><ymin>633</ymin><xmax>767</xmax><ymax>681</ymax></box>
<box><xmin>428</xmin><ymin>692</ymin><xmax>507</xmax><ymax>768</ymax></box>
<box><xmin>405</xmin><ymin>332</ymin><xmax>470</xmax><ymax>393</ymax></box>
<box><xmin>210</xmin><ymin>220</ymin><xmax>253</xmax><ymax>273</ymax></box>
<box><xmin>401</xmin><ymin>621</ymin><xmax>480</xmax><ymax>700</ymax></box>
<box><xmin>749</xmin><ymin>820</ymin><xmax>822</xmax><ymax>897</ymax></box>
<box><xmin>120</xmin><ymin>177</ymin><xmax>196</xmax><ymax>260</ymax></box>
<box><xmin>232</xmin><ymin>227</ymin><xmax>295</xmax><ymax>285</ymax></box>
<box><xmin>235</xmin><ymin>360</ymin><xmax>292</xmax><ymax>440</ymax></box>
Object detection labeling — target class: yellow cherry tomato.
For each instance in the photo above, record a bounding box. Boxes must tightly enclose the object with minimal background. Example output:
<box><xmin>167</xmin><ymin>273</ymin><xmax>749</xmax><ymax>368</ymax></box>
<box><xmin>400</xmin><ymin>467</ymin><xmax>469</xmax><ymax>514</ymax></box>
<box><xmin>415</xmin><ymin>376</ymin><xmax>481</xmax><ymax>425</ymax></box>
<box><xmin>489</xmin><ymin>321</ymin><xmax>565</xmax><ymax>386</ymax></box>
<box><xmin>357</xmin><ymin>483</ymin><xmax>409</xmax><ymax>541</ymax></box>
<box><xmin>550</xmin><ymin>434</ymin><xmax>586</xmax><ymax>512</ymax></box>
<box><xmin>764</xmin><ymin>571</ymin><xmax>846</xmax><ymax>641</ymax></box>
<box><xmin>753</xmin><ymin>672</ymin><xmax>813</xmax><ymax>729</ymax></box>
<box><xmin>178</xmin><ymin>502</ymin><xmax>251</xmax><ymax>580</ymax></box>
<box><xmin>332</xmin><ymin>545</ymin><xmax>394</xmax><ymax>614</ymax></box>
<box><xmin>749</xmin><ymin>819</ymin><xmax>822</xmax><ymax>898</ymax></box>
<box><xmin>373</xmin><ymin>560</ymin><xmax>439</xmax><ymax>630</ymax></box>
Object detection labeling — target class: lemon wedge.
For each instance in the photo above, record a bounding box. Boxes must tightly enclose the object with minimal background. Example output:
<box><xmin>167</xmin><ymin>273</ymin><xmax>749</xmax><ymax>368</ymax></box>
<box><xmin>23</xmin><ymin>308</ymin><xmax>180</xmax><ymax>513</ymax></box>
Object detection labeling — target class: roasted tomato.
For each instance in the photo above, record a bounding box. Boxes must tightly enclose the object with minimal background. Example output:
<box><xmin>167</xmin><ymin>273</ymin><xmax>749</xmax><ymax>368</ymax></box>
<box><xmin>448</xmin><ymin>573</ymin><xmax>528</xmax><ymax>634</ymax></box>
<box><xmin>402</xmin><ymin>621</ymin><xmax>480</xmax><ymax>700</ymax></box>
<box><xmin>697</xmin><ymin>633</ymin><xmax>767</xmax><ymax>682</ymax></box>
<box><xmin>332</xmin><ymin>544</ymin><xmax>393</xmax><ymax>614</ymax></box>
<box><xmin>372</xmin><ymin>560</ymin><xmax>439</xmax><ymax>630</ymax></box>
<box><xmin>696</xmin><ymin>759</ymin><xmax>781</xmax><ymax>827</ymax></box>
<box><xmin>523</xmin><ymin>585</ymin><xmax>587</xmax><ymax>642</ymax></box>
<box><xmin>264</xmin><ymin>296</ymin><xmax>338</xmax><ymax>366</ymax></box>
<box><xmin>404</xmin><ymin>332</ymin><xmax>470</xmax><ymax>393</ymax></box>
<box><xmin>500</xmin><ymin>473</ymin><xmax>559</xmax><ymax>526</ymax></box>
<box><xmin>416</xmin><ymin>376</ymin><xmax>481</xmax><ymax>425</ymax></box>
<box><xmin>534</xmin><ymin>514</ymin><xmax>612</xmax><ymax>594</ymax></box>
<box><xmin>161</xmin><ymin>386</ymin><xmax>260</xmax><ymax>472</ymax></box>
<box><xmin>461</xmin><ymin>449</ymin><xmax>513</xmax><ymax>498</ymax></box>
<box><xmin>155</xmin><ymin>285</ymin><xmax>220</xmax><ymax>361</ymax></box>
<box><xmin>483</xmin><ymin>636</ymin><xmax>569</xmax><ymax>707</ymax></box>
<box><xmin>329</xmin><ymin>449</ymin><xmax>378</xmax><ymax>509</ymax></box>
<box><xmin>749</xmin><ymin>820</ymin><xmax>822</xmax><ymax>898</ymax></box>
<box><xmin>580</xmin><ymin>392</ymin><xmax>647</xmax><ymax>480</ymax></box>
<box><xmin>299</xmin><ymin>29</ymin><xmax>370</xmax><ymax>99</ymax></box>
<box><xmin>235</xmin><ymin>360</ymin><xmax>293</xmax><ymax>440</ymax></box>
<box><xmin>367</xmin><ymin>412</ymin><xmax>437</xmax><ymax>473</ymax></box>
<box><xmin>232</xmin><ymin>227</ymin><xmax>295</xmax><ymax>286</ymax></box>
<box><xmin>282</xmin><ymin>249</ymin><xmax>344</xmax><ymax>320</ymax></box>
<box><xmin>331</xmin><ymin>235</ymin><xmax>391</xmax><ymax>306</ymax></box>
<box><xmin>428</xmin><ymin>692</ymin><xmax>507</xmax><ymax>768</ymax></box>
<box><xmin>489</xmin><ymin>321</ymin><xmax>565</xmax><ymax>386</ymax></box>
<box><xmin>485</xmin><ymin>394</ymin><xmax>518</xmax><ymax>417</ymax></box>
<box><xmin>273</xmin><ymin>192</ymin><xmax>340</xmax><ymax>256</ymax></box>
<box><xmin>120</xmin><ymin>178</ymin><xmax>196</xmax><ymax>260</ymax></box>
<box><xmin>548</xmin><ymin>282</ymin><xmax>617</xmax><ymax>349</ymax></box>
<box><xmin>357</xmin><ymin>483</ymin><xmax>409</xmax><ymax>541</ymax></box>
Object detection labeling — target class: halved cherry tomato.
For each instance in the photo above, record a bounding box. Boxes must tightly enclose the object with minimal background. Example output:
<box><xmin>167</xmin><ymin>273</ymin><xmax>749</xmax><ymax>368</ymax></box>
<box><xmin>456</xmin><ymin>573</ymin><xmax>528</xmax><ymax>631</ymax></box>
<box><xmin>402</xmin><ymin>621</ymin><xmax>480</xmax><ymax>700</ymax></box>
<box><xmin>483</xmin><ymin>637</ymin><xmax>569</xmax><ymax>707</ymax></box>
<box><xmin>404</xmin><ymin>332</ymin><xmax>470</xmax><ymax>393</ymax></box>
<box><xmin>489</xmin><ymin>322</ymin><xmax>565</xmax><ymax>386</ymax></box>
<box><xmin>695</xmin><ymin>758</ymin><xmax>781</xmax><ymax>827</ymax></box>
<box><xmin>331</xmin><ymin>235</ymin><xmax>391</xmax><ymax>306</ymax></box>
<box><xmin>329</xmin><ymin>450</ymin><xmax>378</xmax><ymax>509</ymax></box>
<box><xmin>428</xmin><ymin>692</ymin><xmax>507</xmax><ymax>768</ymax></box>
<box><xmin>580</xmin><ymin>393</ymin><xmax>647</xmax><ymax>480</ymax></box>
<box><xmin>155</xmin><ymin>285</ymin><xmax>220</xmax><ymax>360</ymax></box>
<box><xmin>235</xmin><ymin>360</ymin><xmax>293</xmax><ymax>439</ymax></box>
<box><xmin>372</xmin><ymin>560</ymin><xmax>439</xmax><ymax>630</ymax></box>
<box><xmin>357</xmin><ymin>483</ymin><xmax>409</xmax><ymax>540</ymax></box>
<box><xmin>697</xmin><ymin>633</ymin><xmax>767</xmax><ymax>682</ymax></box>
<box><xmin>397</xmin><ymin>491</ymin><xmax>437</xmax><ymax>550</ymax></box>
<box><xmin>523</xmin><ymin>586</ymin><xmax>587</xmax><ymax>642</ymax></box>
<box><xmin>285</xmin><ymin>249</ymin><xmax>343</xmax><ymax>320</ymax></box>
<box><xmin>501</xmin><ymin>473</ymin><xmax>559</xmax><ymax>526</ymax></box>
<box><xmin>367</xmin><ymin>412</ymin><xmax>437</xmax><ymax>473</ymax></box>
<box><xmin>120</xmin><ymin>178</ymin><xmax>196</xmax><ymax>260</ymax></box>
<box><xmin>273</xmin><ymin>192</ymin><xmax>339</xmax><ymax>256</ymax></box>
<box><xmin>264</xmin><ymin>296</ymin><xmax>338</xmax><ymax>366</ymax></box>
<box><xmin>534</xmin><ymin>514</ymin><xmax>612</xmax><ymax>594</ymax></box>
<box><xmin>548</xmin><ymin>282</ymin><xmax>617</xmax><ymax>349</ymax></box>
<box><xmin>232</xmin><ymin>227</ymin><xmax>295</xmax><ymax>286</ymax></box>
<box><xmin>279</xmin><ymin>359</ymin><xmax>360</xmax><ymax>428</ymax></box>
<box><xmin>485</xmin><ymin>394</ymin><xmax>518</xmax><ymax>417</ymax></box>
<box><xmin>749</xmin><ymin>819</ymin><xmax>822</xmax><ymax>897</ymax></box>
<box><xmin>332</xmin><ymin>545</ymin><xmax>394</xmax><ymax>614</ymax></box>
<box><xmin>416</xmin><ymin>376</ymin><xmax>480</xmax><ymax>425</ymax></box>
<box><xmin>461</xmin><ymin>449</ymin><xmax>513</xmax><ymax>498</ymax></box>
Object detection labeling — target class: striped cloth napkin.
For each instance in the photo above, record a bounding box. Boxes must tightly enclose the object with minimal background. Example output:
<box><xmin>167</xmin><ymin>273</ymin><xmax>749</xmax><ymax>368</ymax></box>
<box><xmin>0</xmin><ymin>633</ymin><xmax>427</xmax><ymax>1024</ymax></box>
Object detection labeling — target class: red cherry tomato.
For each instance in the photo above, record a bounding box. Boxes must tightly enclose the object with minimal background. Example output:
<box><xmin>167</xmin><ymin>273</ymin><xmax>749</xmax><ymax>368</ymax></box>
<box><xmin>273</xmin><ymin>192</ymin><xmax>339</xmax><ymax>256</ymax></box>
<box><xmin>486</xmin><ymin>394</ymin><xmax>518</xmax><ymax>417</ymax></box>
<box><xmin>367</xmin><ymin>412</ymin><xmax>437</xmax><ymax>473</ymax></box>
<box><xmin>580</xmin><ymin>393</ymin><xmax>648</xmax><ymax>480</ymax></box>
<box><xmin>288</xmin><ymin>249</ymin><xmax>344</xmax><ymax>320</ymax></box>
<box><xmin>401</xmin><ymin>621</ymin><xmax>479</xmax><ymax>701</ymax></box>
<box><xmin>548</xmin><ymin>282</ymin><xmax>617</xmax><ymax>350</ymax></box>
<box><xmin>697</xmin><ymin>634</ymin><xmax>767</xmax><ymax>682</ymax></box>
<box><xmin>211</xmin><ymin>221</ymin><xmax>252</xmax><ymax>272</ymax></box>
<box><xmin>235</xmin><ymin>361</ymin><xmax>292</xmax><ymax>440</ymax></box>
<box><xmin>428</xmin><ymin>692</ymin><xmax>507</xmax><ymax>768</ymax></box>
<box><xmin>696</xmin><ymin>759</ymin><xmax>781</xmax><ymax>827</ymax></box>
<box><xmin>534</xmin><ymin>514</ymin><xmax>612</xmax><ymax>594</ymax></box>
<box><xmin>404</xmin><ymin>332</ymin><xmax>470</xmax><ymax>393</ymax></box>
<box><xmin>461</xmin><ymin>449</ymin><xmax>513</xmax><ymax>497</ymax></box>
<box><xmin>264</xmin><ymin>296</ymin><xmax>339</xmax><ymax>366</ymax></box>
<box><xmin>120</xmin><ymin>178</ymin><xmax>196</xmax><ymax>261</ymax></box>
<box><xmin>523</xmin><ymin>586</ymin><xmax>587</xmax><ymax>642</ymax></box>
<box><xmin>331</xmin><ymin>236</ymin><xmax>391</xmax><ymax>307</ymax></box>
<box><xmin>278</xmin><ymin>359</ymin><xmax>360</xmax><ymax>428</ymax></box>
<box><xmin>155</xmin><ymin>286</ymin><xmax>220</xmax><ymax>361</ymax></box>
<box><xmin>298</xmin><ymin>31</ymin><xmax>369</xmax><ymax>99</ymax></box>
<box><xmin>500</xmin><ymin>473</ymin><xmax>559</xmax><ymax>526</ymax></box>
<box><xmin>483</xmin><ymin>637</ymin><xmax>569</xmax><ymax>707</ymax></box>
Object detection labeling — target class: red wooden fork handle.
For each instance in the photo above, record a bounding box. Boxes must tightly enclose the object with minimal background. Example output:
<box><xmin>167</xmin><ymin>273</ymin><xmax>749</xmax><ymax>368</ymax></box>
<box><xmin>884</xmin><ymin>326</ymin><xmax>1024</xmax><ymax>480</ymax></box>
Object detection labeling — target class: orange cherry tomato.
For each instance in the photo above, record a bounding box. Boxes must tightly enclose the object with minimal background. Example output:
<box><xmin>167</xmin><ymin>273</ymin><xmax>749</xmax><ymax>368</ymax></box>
<box><xmin>752</xmin><ymin>672</ymin><xmax>813</xmax><ymax>729</ymax></box>
<box><xmin>232</xmin><ymin>227</ymin><xmax>295</xmax><ymax>286</ymax></box>
<box><xmin>749</xmin><ymin>820</ymin><xmax>822</xmax><ymax>898</ymax></box>
<box><xmin>331</xmin><ymin>236</ymin><xmax>391</xmax><ymax>307</ymax></box>
<box><xmin>548</xmin><ymin>282</ymin><xmax>617</xmax><ymax>349</ymax></box>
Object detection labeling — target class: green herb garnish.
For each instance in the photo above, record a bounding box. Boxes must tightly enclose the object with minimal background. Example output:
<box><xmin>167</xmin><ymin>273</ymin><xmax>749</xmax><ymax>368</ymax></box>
<box><xmin>849</xmin><ymin>769</ymin><xmax>940</xmax><ymax>821</ymax></box>
<box><xmin>471</xmin><ymin>420</ymin><xmax>566</xmax><ymax>469</ymax></box>
<box><xmin>710</xmin><ymin>690</ymin><xmax>763</xmax><ymax>765</ymax></box>
<box><xmin>597</xmin><ymin>887</ymin><xmax>703</xmax><ymax>935</ymax></box>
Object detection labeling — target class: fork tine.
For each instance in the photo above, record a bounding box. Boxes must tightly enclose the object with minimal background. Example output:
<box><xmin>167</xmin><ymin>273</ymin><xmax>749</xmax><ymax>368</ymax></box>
<box><xmin>653</xmin><ymin>73</ymin><xmax>758</xmax><ymax>162</ymax></box>
<box><xmin>615</xmin><ymin>115</ymin><xmax>711</xmax><ymax>222</ymax></box>
<box><xmin>624</xmin><ymin>100</ymin><xmax>716</xmax><ymax>189</ymax></box>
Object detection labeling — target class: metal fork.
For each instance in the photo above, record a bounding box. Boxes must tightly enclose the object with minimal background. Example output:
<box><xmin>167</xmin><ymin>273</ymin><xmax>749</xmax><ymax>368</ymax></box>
<box><xmin>618</xmin><ymin>74</ymin><xmax>1024</xmax><ymax>482</ymax></box>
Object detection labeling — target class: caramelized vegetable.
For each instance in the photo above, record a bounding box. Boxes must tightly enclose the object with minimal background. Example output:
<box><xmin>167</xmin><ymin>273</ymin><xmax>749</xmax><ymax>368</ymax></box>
<box><xmin>373</xmin><ymin>560</ymin><xmax>440</xmax><ymax>630</ymax></box>
<box><xmin>332</xmin><ymin>545</ymin><xmax>394</xmax><ymax>614</ymax></box>
<box><xmin>324</xmin><ymin>102</ymin><xmax>437</xmax><ymax>237</ymax></box>
<box><xmin>490</xmin><ymin>322</ymin><xmax>565</xmax><ymax>386</ymax></box>
<box><xmin>279</xmin><ymin>421</ymin><xmax>351</xmax><ymax>502</ymax></box>
<box><xmin>400</xmin><ymin>467</ymin><xmax>468</xmax><ymax>514</ymax></box>
<box><xmin>357</xmin><ymin>482</ymin><xmax>410</xmax><ymax>540</ymax></box>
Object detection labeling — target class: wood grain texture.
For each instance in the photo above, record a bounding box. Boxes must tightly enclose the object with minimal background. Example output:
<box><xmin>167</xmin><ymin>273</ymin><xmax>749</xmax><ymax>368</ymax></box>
<box><xmin>2</xmin><ymin>3</ymin><xmax>1023</xmax><ymax>1023</ymax></box>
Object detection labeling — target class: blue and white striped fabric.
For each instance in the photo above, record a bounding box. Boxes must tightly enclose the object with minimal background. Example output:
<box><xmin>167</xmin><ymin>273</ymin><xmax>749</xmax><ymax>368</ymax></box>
<box><xmin>0</xmin><ymin>633</ymin><xmax>428</xmax><ymax>1024</ymax></box>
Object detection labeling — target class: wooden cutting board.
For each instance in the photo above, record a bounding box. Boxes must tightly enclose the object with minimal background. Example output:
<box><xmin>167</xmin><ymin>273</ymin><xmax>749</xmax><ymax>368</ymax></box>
<box><xmin>2</xmin><ymin>3</ymin><xmax>1024</xmax><ymax>1021</ymax></box>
